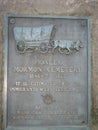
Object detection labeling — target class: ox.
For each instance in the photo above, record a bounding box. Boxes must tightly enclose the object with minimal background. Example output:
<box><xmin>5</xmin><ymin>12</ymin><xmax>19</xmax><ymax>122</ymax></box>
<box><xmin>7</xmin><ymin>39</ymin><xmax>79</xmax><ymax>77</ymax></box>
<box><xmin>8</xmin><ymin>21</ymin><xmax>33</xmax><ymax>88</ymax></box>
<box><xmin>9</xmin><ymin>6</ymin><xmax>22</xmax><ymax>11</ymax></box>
<box><xmin>53</xmin><ymin>40</ymin><xmax>83</xmax><ymax>54</ymax></box>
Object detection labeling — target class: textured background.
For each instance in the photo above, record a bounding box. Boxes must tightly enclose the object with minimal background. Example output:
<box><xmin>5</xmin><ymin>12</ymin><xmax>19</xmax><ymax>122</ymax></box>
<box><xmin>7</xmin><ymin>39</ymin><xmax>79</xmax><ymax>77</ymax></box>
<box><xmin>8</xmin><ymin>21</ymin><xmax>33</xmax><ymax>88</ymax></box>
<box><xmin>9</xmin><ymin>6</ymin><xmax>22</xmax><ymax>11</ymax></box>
<box><xmin>0</xmin><ymin>0</ymin><xmax>98</xmax><ymax>129</ymax></box>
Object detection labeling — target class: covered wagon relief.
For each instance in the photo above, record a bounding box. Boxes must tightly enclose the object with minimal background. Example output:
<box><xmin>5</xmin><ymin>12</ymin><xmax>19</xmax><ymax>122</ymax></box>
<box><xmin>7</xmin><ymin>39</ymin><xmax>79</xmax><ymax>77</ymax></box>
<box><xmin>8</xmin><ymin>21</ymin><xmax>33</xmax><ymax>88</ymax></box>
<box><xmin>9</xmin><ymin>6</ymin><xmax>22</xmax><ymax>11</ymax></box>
<box><xmin>13</xmin><ymin>25</ymin><xmax>83</xmax><ymax>54</ymax></box>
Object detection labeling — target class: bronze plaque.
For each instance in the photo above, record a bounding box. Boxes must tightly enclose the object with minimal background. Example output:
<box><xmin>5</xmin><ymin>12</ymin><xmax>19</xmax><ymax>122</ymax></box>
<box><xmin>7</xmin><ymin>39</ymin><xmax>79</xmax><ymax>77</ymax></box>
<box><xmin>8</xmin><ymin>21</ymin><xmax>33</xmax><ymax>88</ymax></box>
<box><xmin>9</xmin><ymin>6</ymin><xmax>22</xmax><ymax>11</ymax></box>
<box><xmin>3</xmin><ymin>14</ymin><xmax>91</xmax><ymax>130</ymax></box>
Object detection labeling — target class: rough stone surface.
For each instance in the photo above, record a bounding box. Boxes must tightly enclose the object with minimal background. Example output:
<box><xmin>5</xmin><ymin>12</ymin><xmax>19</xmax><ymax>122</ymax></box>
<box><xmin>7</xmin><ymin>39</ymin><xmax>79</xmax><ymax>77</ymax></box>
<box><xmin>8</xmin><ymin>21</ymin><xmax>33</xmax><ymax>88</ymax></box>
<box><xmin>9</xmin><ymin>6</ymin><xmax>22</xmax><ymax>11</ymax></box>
<box><xmin>0</xmin><ymin>0</ymin><xmax>98</xmax><ymax>130</ymax></box>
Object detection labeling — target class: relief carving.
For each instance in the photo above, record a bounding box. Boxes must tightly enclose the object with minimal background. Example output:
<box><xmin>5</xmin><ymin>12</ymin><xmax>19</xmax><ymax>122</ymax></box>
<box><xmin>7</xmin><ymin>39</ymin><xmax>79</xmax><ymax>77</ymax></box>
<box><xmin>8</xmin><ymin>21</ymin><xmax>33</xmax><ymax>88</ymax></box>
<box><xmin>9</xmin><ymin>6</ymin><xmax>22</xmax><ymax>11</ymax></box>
<box><xmin>13</xmin><ymin>25</ymin><xmax>83</xmax><ymax>54</ymax></box>
<box><xmin>41</xmin><ymin>94</ymin><xmax>55</xmax><ymax>105</ymax></box>
<box><xmin>53</xmin><ymin>40</ymin><xmax>83</xmax><ymax>54</ymax></box>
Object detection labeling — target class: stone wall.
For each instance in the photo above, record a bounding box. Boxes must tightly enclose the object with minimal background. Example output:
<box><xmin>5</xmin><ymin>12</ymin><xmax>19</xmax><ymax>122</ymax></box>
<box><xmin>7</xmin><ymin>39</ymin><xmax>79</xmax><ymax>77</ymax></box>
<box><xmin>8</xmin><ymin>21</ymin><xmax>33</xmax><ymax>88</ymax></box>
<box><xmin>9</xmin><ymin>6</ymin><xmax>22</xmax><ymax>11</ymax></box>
<box><xmin>0</xmin><ymin>0</ymin><xmax>98</xmax><ymax>129</ymax></box>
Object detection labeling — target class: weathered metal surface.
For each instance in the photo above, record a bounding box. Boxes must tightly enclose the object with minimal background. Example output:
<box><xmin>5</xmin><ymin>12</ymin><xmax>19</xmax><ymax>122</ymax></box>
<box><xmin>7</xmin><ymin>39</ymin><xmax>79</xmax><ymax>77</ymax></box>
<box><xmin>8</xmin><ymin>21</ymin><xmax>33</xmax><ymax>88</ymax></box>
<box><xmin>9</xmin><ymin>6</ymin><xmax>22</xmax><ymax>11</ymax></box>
<box><xmin>3</xmin><ymin>14</ymin><xmax>91</xmax><ymax>130</ymax></box>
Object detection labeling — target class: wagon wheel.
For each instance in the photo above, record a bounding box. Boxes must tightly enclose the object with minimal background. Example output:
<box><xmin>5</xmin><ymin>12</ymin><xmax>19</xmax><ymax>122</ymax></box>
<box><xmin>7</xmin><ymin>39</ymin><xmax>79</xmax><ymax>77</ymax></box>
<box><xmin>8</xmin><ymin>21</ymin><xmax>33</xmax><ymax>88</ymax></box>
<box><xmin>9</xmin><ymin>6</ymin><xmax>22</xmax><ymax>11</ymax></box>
<box><xmin>17</xmin><ymin>41</ymin><xmax>26</xmax><ymax>53</ymax></box>
<box><xmin>39</xmin><ymin>43</ymin><xmax>48</xmax><ymax>53</ymax></box>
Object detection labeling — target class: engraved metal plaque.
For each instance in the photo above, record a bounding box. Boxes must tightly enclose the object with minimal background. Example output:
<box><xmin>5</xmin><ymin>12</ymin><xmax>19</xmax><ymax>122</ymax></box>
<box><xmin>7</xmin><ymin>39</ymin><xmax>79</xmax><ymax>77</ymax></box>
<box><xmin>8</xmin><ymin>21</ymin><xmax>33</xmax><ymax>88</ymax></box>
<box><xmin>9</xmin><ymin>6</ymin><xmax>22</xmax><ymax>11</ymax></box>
<box><xmin>3</xmin><ymin>14</ymin><xmax>91</xmax><ymax>130</ymax></box>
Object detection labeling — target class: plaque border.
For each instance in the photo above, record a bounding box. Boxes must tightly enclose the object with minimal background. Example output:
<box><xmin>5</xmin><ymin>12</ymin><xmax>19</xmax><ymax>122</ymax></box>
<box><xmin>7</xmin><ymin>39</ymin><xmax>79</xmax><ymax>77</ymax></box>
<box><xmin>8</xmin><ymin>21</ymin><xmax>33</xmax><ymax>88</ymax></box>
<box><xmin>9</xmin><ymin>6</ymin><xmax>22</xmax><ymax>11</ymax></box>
<box><xmin>3</xmin><ymin>14</ymin><xmax>91</xmax><ymax>130</ymax></box>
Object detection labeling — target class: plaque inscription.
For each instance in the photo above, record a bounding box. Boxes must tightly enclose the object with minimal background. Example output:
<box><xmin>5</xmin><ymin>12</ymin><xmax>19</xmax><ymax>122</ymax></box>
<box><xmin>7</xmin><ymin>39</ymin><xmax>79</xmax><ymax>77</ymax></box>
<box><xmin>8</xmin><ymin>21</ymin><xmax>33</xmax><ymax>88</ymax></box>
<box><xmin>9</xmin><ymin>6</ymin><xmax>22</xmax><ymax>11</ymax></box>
<box><xmin>3</xmin><ymin>15</ymin><xmax>91</xmax><ymax>130</ymax></box>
